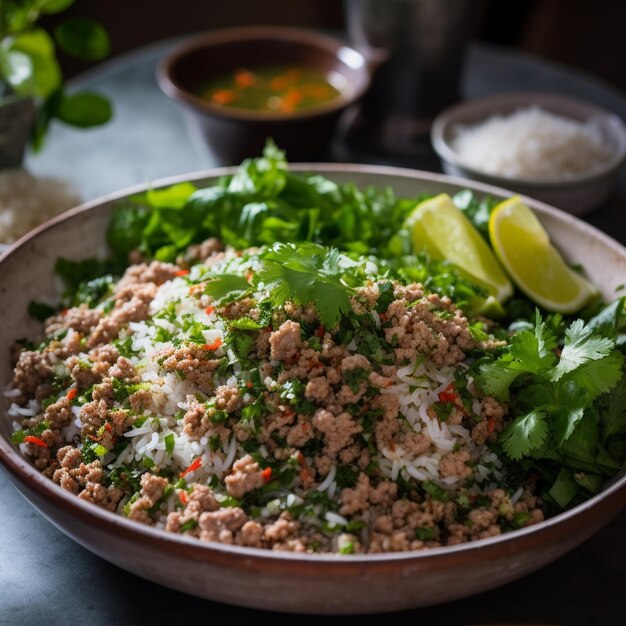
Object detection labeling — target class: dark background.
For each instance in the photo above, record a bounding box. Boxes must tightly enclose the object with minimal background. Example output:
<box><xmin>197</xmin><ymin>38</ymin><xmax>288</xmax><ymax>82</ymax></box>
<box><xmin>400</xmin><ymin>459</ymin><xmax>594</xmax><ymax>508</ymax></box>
<box><xmin>44</xmin><ymin>0</ymin><xmax>626</xmax><ymax>94</ymax></box>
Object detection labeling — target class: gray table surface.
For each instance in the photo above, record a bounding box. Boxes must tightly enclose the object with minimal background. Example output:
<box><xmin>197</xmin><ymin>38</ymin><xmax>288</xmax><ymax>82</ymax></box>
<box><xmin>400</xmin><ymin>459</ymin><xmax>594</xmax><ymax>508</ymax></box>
<box><xmin>3</xmin><ymin>39</ymin><xmax>626</xmax><ymax>625</ymax></box>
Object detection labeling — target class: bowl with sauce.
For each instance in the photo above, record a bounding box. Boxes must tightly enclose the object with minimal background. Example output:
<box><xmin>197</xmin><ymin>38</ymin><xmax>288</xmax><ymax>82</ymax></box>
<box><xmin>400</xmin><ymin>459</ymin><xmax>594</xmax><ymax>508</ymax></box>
<box><xmin>431</xmin><ymin>92</ymin><xmax>626</xmax><ymax>215</ymax></box>
<box><xmin>158</xmin><ymin>27</ymin><xmax>371</xmax><ymax>163</ymax></box>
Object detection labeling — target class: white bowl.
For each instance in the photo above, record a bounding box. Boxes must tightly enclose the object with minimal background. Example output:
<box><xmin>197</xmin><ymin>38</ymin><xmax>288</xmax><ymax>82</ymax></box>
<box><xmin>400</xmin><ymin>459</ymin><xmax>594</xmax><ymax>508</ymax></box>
<box><xmin>431</xmin><ymin>91</ymin><xmax>626</xmax><ymax>215</ymax></box>
<box><xmin>1</xmin><ymin>164</ymin><xmax>626</xmax><ymax>614</ymax></box>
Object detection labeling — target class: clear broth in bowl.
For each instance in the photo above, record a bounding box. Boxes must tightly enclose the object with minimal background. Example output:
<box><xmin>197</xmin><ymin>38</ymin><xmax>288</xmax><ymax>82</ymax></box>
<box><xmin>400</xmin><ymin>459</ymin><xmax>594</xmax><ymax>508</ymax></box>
<box><xmin>197</xmin><ymin>66</ymin><xmax>342</xmax><ymax>114</ymax></box>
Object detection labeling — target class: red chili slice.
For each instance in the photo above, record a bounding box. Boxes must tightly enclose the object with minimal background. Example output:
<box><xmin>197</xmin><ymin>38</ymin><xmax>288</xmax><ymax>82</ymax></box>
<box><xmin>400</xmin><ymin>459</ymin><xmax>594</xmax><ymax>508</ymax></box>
<box><xmin>24</xmin><ymin>435</ymin><xmax>47</xmax><ymax>448</ymax></box>
<box><xmin>179</xmin><ymin>457</ymin><xmax>202</xmax><ymax>478</ymax></box>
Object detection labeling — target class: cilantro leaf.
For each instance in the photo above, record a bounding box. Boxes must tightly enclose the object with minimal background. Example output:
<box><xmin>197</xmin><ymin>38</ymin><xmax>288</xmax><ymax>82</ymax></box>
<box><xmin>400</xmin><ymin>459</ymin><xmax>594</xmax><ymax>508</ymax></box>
<box><xmin>477</xmin><ymin>357</ymin><xmax>524</xmax><ymax>401</ymax></box>
<box><xmin>559</xmin><ymin>416</ymin><xmax>601</xmax><ymax>471</ymax></box>
<box><xmin>204</xmin><ymin>274</ymin><xmax>250</xmax><ymax>303</ymax></box>
<box><xmin>565</xmin><ymin>351</ymin><xmax>624</xmax><ymax>399</ymax></box>
<box><xmin>145</xmin><ymin>182</ymin><xmax>196</xmax><ymax>209</ymax></box>
<box><xmin>501</xmin><ymin>410</ymin><xmax>548</xmax><ymax>460</ymax></box>
<box><xmin>227</xmin><ymin>140</ymin><xmax>287</xmax><ymax>198</ymax></box>
<box><xmin>509</xmin><ymin>325</ymin><xmax>554</xmax><ymax>373</ymax></box>
<box><xmin>602</xmin><ymin>376</ymin><xmax>626</xmax><ymax>441</ymax></box>
<box><xmin>258</xmin><ymin>242</ymin><xmax>353</xmax><ymax>328</ymax></box>
<box><xmin>477</xmin><ymin>313</ymin><xmax>557</xmax><ymax>400</ymax></box>
<box><xmin>533</xmin><ymin>309</ymin><xmax>558</xmax><ymax>356</ymax></box>
<box><xmin>508</xmin><ymin>331</ymin><xmax>544</xmax><ymax>371</ymax></box>
<box><xmin>518</xmin><ymin>381</ymin><xmax>552</xmax><ymax>408</ymax></box>
<box><xmin>551</xmin><ymin>319</ymin><xmax>615</xmax><ymax>381</ymax></box>
<box><xmin>551</xmin><ymin>380</ymin><xmax>588</xmax><ymax>445</ymax></box>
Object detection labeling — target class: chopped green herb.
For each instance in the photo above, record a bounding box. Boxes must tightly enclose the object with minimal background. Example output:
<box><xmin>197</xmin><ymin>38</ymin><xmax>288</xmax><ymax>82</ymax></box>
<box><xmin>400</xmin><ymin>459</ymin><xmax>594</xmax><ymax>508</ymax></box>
<box><xmin>179</xmin><ymin>519</ymin><xmax>199</xmax><ymax>533</ymax></box>
<box><xmin>415</xmin><ymin>526</ymin><xmax>439</xmax><ymax>541</ymax></box>
<box><xmin>422</xmin><ymin>480</ymin><xmax>450</xmax><ymax>502</ymax></box>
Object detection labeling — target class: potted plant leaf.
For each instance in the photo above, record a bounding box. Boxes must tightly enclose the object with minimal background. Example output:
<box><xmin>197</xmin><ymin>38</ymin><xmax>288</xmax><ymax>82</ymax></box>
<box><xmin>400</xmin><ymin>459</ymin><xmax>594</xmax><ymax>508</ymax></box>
<box><xmin>0</xmin><ymin>0</ymin><xmax>113</xmax><ymax>168</ymax></box>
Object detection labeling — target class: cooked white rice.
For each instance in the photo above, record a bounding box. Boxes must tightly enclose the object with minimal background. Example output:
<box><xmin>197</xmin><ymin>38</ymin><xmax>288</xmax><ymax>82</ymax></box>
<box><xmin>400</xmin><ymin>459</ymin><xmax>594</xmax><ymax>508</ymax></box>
<box><xmin>452</xmin><ymin>106</ymin><xmax>611</xmax><ymax>181</ymax></box>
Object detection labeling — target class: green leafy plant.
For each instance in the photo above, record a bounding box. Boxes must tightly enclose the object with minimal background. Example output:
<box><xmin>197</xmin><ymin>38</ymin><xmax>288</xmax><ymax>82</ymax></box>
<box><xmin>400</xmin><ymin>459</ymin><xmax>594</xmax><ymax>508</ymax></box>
<box><xmin>0</xmin><ymin>0</ymin><xmax>112</xmax><ymax>149</ymax></box>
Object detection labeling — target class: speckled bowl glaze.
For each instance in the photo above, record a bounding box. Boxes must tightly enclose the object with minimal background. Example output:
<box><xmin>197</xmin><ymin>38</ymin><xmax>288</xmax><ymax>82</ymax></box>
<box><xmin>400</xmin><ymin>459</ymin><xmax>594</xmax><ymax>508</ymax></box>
<box><xmin>1</xmin><ymin>165</ymin><xmax>626</xmax><ymax>614</ymax></box>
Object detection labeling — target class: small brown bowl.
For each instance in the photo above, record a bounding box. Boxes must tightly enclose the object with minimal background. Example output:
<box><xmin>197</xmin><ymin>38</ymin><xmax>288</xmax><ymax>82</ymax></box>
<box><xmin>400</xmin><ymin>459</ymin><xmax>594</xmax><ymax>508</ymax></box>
<box><xmin>157</xmin><ymin>27</ymin><xmax>371</xmax><ymax>164</ymax></box>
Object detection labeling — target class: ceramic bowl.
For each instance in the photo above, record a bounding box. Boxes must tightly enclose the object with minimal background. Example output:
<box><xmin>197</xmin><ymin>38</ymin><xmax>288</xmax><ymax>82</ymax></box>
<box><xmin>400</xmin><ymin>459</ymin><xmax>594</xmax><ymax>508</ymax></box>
<box><xmin>157</xmin><ymin>27</ymin><xmax>370</xmax><ymax>164</ymax></box>
<box><xmin>1</xmin><ymin>165</ymin><xmax>626</xmax><ymax>614</ymax></box>
<box><xmin>431</xmin><ymin>91</ymin><xmax>626</xmax><ymax>215</ymax></box>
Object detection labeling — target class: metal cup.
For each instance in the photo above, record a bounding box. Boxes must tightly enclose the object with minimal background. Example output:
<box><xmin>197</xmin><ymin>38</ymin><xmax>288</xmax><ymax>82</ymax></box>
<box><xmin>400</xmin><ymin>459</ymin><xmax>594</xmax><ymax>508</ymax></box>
<box><xmin>344</xmin><ymin>0</ymin><xmax>470</xmax><ymax>158</ymax></box>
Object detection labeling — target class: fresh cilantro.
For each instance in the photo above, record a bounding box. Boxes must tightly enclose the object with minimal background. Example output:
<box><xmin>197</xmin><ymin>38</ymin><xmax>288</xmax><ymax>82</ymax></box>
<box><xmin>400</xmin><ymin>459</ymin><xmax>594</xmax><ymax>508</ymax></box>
<box><xmin>551</xmin><ymin>319</ymin><xmax>615</xmax><ymax>381</ymax></box>
<box><xmin>477</xmin><ymin>354</ymin><xmax>525</xmax><ymax>401</ymax></box>
<box><xmin>225</xmin><ymin>330</ymin><xmax>255</xmax><ymax>366</ymax></box>
<box><xmin>469</xmin><ymin>321</ymin><xmax>490</xmax><ymax>342</ymax></box>
<box><xmin>375</xmin><ymin>280</ymin><xmax>395</xmax><ymax>313</ymax></box>
<box><xmin>335</xmin><ymin>465</ymin><xmax>359</xmax><ymax>489</ymax></box>
<box><xmin>11</xmin><ymin>420</ymin><xmax>50</xmax><ymax>445</ymax></box>
<box><xmin>204</xmin><ymin>274</ymin><xmax>250</xmax><ymax>304</ymax></box>
<box><xmin>179</xmin><ymin>519</ymin><xmax>199</xmax><ymax>533</ymax></box>
<box><xmin>113</xmin><ymin>336</ymin><xmax>138</xmax><ymax>358</ymax></box>
<box><xmin>550</xmin><ymin>380</ymin><xmax>588</xmax><ymax>445</ymax></box>
<box><xmin>422</xmin><ymin>481</ymin><xmax>449</xmax><ymax>502</ymax></box>
<box><xmin>240</xmin><ymin>399</ymin><xmax>266</xmax><ymax>431</ymax></box>
<box><xmin>257</xmin><ymin>242</ymin><xmax>353</xmax><ymax>328</ymax></box>
<box><xmin>55</xmin><ymin>257</ymin><xmax>115</xmax><ymax>292</ymax></box>
<box><xmin>209</xmin><ymin>410</ymin><xmax>229</xmax><ymax>424</ymax></box>
<box><xmin>566</xmin><ymin>351</ymin><xmax>624</xmax><ymax>399</ymax></box>
<box><xmin>342</xmin><ymin>367</ymin><xmax>369</xmax><ymax>394</ymax></box>
<box><xmin>477</xmin><ymin>311</ymin><xmax>556</xmax><ymax>400</ymax></box>
<box><xmin>432</xmin><ymin>401</ymin><xmax>456</xmax><ymax>421</ymax></box>
<box><xmin>510</xmin><ymin>313</ymin><xmax>556</xmax><ymax>372</ymax></box>
<box><xmin>164</xmin><ymin>433</ymin><xmax>175</xmax><ymax>455</ymax></box>
<box><xmin>73</xmin><ymin>274</ymin><xmax>115</xmax><ymax>307</ymax></box>
<box><xmin>146</xmin><ymin>182</ymin><xmax>197</xmax><ymax>209</ymax></box>
<box><xmin>511</xmin><ymin>512</ymin><xmax>532</xmax><ymax>528</ymax></box>
<box><xmin>414</xmin><ymin>526</ymin><xmax>439</xmax><ymax>541</ymax></box>
<box><xmin>602</xmin><ymin>376</ymin><xmax>626</xmax><ymax>442</ymax></box>
<box><xmin>501</xmin><ymin>410</ymin><xmax>548</xmax><ymax>460</ymax></box>
<box><xmin>106</xmin><ymin>465</ymin><xmax>144</xmax><ymax>494</ymax></box>
<box><xmin>229</xmin><ymin>317</ymin><xmax>264</xmax><ymax>330</ymax></box>
<box><xmin>475</xmin><ymin>308</ymin><xmax>625</xmax><ymax>501</ymax></box>
<box><xmin>345</xmin><ymin>520</ymin><xmax>366</xmax><ymax>533</ymax></box>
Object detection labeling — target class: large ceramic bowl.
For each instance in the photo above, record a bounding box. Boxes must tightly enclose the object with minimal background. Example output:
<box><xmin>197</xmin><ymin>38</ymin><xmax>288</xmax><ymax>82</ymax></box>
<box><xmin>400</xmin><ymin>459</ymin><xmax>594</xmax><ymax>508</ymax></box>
<box><xmin>1</xmin><ymin>165</ymin><xmax>626</xmax><ymax>614</ymax></box>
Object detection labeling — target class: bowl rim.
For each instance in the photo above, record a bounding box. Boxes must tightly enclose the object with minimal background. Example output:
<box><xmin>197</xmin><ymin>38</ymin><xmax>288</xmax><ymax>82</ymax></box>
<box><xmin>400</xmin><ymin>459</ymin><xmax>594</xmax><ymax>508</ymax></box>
<box><xmin>156</xmin><ymin>25</ymin><xmax>371</xmax><ymax>123</ymax></box>
<box><xmin>431</xmin><ymin>90</ymin><xmax>626</xmax><ymax>188</ymax></box>
<box><xmin>2</xmin><ymin>162</ymin><xmax>626</xmax><ymax>566</ymax></box>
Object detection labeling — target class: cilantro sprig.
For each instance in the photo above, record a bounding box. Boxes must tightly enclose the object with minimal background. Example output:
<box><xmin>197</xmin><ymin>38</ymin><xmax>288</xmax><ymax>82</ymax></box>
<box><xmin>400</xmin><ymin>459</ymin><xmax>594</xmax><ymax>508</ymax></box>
<box><xmin>257</xmin><ymin>242</ymin><xmax>354</xmax><ymax>328</ymax></box>
<box><xmin>476</xmin><ymin>306</ymin><xmax>625</xmax><ymax>507</ymax></box>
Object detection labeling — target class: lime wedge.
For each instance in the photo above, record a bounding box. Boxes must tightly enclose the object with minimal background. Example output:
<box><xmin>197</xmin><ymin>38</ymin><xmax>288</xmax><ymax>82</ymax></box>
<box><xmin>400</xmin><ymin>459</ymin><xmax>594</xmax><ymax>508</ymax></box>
<box><xmin>488</xmin><ymin>196</ymin><xmax>598</xmax><ymax>313</ymax></box>
<box><xmin>406</xmin><ymin>194</ymin><xmax>513</xmax><ymax>303</ymax></box>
